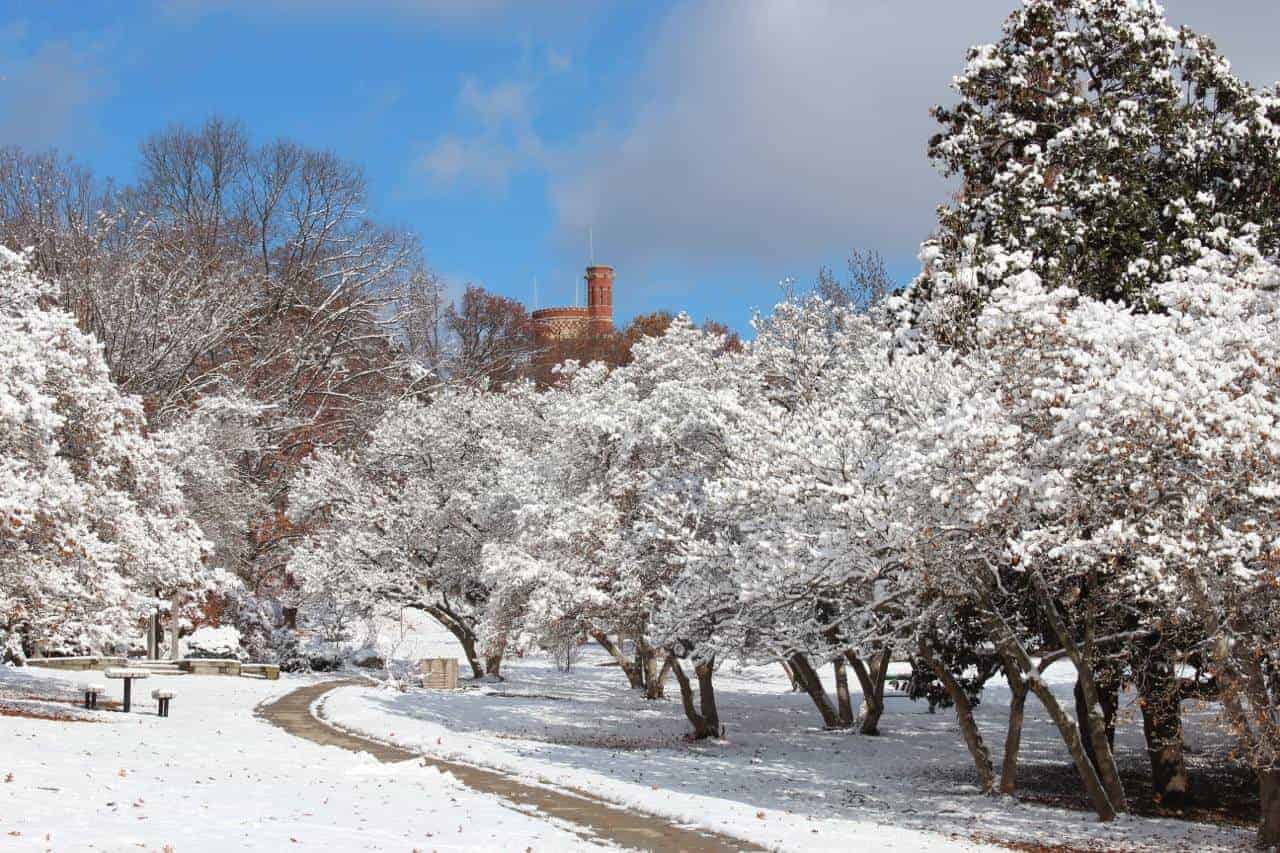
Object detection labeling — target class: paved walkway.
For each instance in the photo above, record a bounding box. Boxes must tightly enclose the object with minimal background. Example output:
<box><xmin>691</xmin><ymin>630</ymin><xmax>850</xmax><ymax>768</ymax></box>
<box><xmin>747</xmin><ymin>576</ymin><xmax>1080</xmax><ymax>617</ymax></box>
<box><xmin>257</xmin><ymin>679</ymin><xmax>764</xmax><ymax>853</ymax></box>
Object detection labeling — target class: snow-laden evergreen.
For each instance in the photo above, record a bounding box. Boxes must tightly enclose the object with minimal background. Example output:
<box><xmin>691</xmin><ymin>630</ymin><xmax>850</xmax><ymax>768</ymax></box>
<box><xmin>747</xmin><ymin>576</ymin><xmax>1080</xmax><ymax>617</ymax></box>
<box><xmin>0</xmin><ymin>249</ymin><xmax>227</xmax><ymax>659</ymax></box>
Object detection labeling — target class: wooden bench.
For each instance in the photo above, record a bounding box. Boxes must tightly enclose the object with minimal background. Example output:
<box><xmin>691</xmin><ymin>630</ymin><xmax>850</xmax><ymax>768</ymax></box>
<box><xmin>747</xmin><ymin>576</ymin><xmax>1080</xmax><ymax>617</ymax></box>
<box><xmin>240</xmin><ymin>663</ymin><xmax>280</xmax><ymax>680</ymax></box>
<box><xmin>151</xmin><ymin>689</ymin><xmax>175</xmax><ymax>718</ymax></box>
<box><xmin>83</xmin><ymin>684</ymin><xmax>105</xmax><ymax>710</ymax></box>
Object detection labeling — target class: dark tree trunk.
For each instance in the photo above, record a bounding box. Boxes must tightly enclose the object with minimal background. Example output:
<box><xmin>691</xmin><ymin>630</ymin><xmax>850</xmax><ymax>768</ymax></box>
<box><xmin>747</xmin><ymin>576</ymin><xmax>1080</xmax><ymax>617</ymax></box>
<box><xmin>981</xmin><ymin>612</ymin><xmax>1116</xmax><ymax>821</ymax></box>
<box><xmin>669</xmin><ymin>656</ymin><xmax>716</xmax><ymax>739</ymax></box>
<box><xmin>592</xmin><ymin>631</ymin><xmax>645</xmax><ymax>690</ymax></box>
<box><xmin>789</xmin><ymin>653</ymin><xmax>845</xmax><ymax>729</ymax></box>
<box><xmin>1137</xmin><ymin>655</ymin><xmax>1189</xmax><ymax>809</ymax></box>
<box><xmin>458</xmin><ymin>632</ymin><xmax>485</xmax><ymax>679</ymax></box>
<box><xmin>1074</xmin><ymin>674</ymin><xmax>1119</xmax><ymax>774</ymax></box>
<box><xmin>832</xmin><ymin>657</ymin><xmax>855</xmax><ymax>727</ymax></box>
<box><xmin>1259</xmin><ymin>768</ymin><xmax>1280</xmax><ymax>850</ymax></box>
<box><xmin>847</xmin><ymin>650</ymin><xmax>891</xmax><ymax>735</ymax></box>
<box><xmin>484</xmin><ymin>654</ymin><xmax>504</xmax><ymax>680</ymax></box>
<box><xmin>921</xmin><ymin>642</ymin><xmax>994</xmax><ymax>793</ymax></box>
<box><xmin>999</xmin><ymin>660</ymin><xmax>1029</xmax><ymax>795</ymax></box>
<box><xmin>695</xmin><ymin>660</ymin><xmax>721</xmax><ymax>736</ymax></box>
<box><xmin>419</xmin><ymin>605</ymin><xmax>485</xmax><ymax>678</ymax></box>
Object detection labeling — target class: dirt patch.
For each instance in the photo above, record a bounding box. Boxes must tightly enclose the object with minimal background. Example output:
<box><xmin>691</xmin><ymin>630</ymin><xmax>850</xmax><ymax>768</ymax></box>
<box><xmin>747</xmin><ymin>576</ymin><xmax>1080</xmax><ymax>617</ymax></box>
<box><xmin>0</xmin><ymin>702</ymin><xmax>104</xmax><ymax>723</ymax></box>
<box><xmin>938</xmin><ymin>751</ymin><xmax>1258</xmax><ymax>830</ymax></box>
<box><xmin>490</xmin><ymin>729</ymin><xmax>681</xmax><ymax>751</ymax></box>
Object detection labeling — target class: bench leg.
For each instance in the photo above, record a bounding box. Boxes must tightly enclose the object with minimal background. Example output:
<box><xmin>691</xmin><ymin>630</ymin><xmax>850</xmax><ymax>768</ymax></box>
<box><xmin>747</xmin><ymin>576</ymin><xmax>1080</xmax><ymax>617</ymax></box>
<box><xmin>160</xmin><ymin>699</ymin><xmax>170</xmax><ymax>718</ymax></box>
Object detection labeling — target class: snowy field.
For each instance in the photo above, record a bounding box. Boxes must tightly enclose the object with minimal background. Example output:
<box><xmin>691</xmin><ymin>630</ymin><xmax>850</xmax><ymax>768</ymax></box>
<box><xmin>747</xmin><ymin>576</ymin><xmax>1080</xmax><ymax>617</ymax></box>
<box><xmin>0</xmin><ymin>664</ymin><xmax>611</xmax><ymax>852</ymax></box>
<box><xmin>318</xmin><ymin>612</ymin><xmax>1253</xmax><ymax>852</ymax></box>
<box><xmin>0</xmin><ymin>610</ymin><xmax>1256</xmax><ymax>852</ymax></box>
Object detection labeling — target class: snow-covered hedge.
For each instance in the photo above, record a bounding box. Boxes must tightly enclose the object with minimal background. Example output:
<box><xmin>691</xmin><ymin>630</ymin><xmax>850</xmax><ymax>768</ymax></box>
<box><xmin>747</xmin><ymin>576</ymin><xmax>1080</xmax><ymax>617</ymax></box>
<box><xmin>186</xmin><ymin>626</ymin><xmax>243</xmax><ymax>660</ymax></box>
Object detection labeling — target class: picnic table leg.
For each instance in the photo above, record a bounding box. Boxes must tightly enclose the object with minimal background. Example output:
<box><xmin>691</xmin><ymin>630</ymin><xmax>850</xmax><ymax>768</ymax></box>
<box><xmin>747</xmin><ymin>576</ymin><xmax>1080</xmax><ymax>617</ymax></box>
<box><xmin>123</xmin><ymin>678</ymin><xmax>132</xmax><ymax>713</ymax></box>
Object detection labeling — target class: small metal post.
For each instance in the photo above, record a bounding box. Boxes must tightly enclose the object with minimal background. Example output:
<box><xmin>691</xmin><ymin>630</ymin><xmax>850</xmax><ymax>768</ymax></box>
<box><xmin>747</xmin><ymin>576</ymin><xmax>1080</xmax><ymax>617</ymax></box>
<box><xmin>123</xmin><ymin>678</ymin><xmax>132</xmax><ymax>713</ymax></box>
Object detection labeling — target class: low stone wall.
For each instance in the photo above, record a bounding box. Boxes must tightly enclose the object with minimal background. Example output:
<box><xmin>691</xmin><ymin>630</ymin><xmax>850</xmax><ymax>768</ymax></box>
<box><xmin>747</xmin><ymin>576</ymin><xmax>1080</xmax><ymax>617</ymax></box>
<box><xmin>26</xmin><ymin>656</ymin><xmax>127</xmax><ymax>671</ymax></box>
<box><xmin>177</xmin><ymin>658</ymin><xmax>242</xmax><ymax>676</ymax></box>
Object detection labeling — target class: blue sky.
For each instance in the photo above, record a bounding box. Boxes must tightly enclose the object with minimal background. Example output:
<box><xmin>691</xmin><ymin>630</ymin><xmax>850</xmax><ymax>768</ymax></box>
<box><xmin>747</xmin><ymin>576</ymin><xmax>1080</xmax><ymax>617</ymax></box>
<box><xmin>2</xmin><ymin>1</ymin><xmax>1277</xmax><ymax>333</ymax></box>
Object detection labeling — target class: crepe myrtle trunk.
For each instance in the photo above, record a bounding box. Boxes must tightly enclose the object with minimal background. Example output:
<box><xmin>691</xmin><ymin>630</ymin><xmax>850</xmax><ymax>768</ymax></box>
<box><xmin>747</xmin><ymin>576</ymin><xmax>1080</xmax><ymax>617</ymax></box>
<box><xmin>638</xmin><ymin>638</ymin><xmax>667</xmax><ymax>699</ymax></box>
<box><xmin>592</xmin><ymin>630</ymin><xmax>645</xmax><ymax>690</ymax></box>
<box><xmin>920</xmin><ymin>640</ymin><xmax>995</xmax><ymax>793</ymax></box>
<box><xmin>980</xmin><ymin>612</ymin><xmax>1117</xmax><ymax>821</ymax></box>
<box><xmin>668</xmin><ymin>654</ymin><xmax>723</xmax><ymax>739</ymax></box>
<box><xmin>997</xmin><ymin>653</ymin><xmax>1030</xmax><ymax>795</ymax></box>
<box><xmin>847</xmin><ymin>650</ymin><xmax>892</xmax><ymax>735</ymax></box>
<box><xmin>789</xmin><ymin>652</ymin><xmax>846</xmax><ymax>729</ymax></box>
<box><xmin>1074</xmin><ymin>672</ymin><xmax>1120</xmax><ymax>777</ymax></box>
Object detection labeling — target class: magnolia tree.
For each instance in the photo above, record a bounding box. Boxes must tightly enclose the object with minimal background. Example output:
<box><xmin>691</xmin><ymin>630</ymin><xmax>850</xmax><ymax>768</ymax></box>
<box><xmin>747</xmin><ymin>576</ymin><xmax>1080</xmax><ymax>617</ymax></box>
<box><xmin>919</xmin><ymin>0</ymin><xmax>1280</xmax><ymax>335</ymax></box>
<box><xmin>288</xmin><ymin>384</ymin><xmax>537</xmax><ymax>678</ymax></box>
<box><xmin>0</xmin><ymin>248</ymin><xmax>226</xmax><ymax>660</ymax></box>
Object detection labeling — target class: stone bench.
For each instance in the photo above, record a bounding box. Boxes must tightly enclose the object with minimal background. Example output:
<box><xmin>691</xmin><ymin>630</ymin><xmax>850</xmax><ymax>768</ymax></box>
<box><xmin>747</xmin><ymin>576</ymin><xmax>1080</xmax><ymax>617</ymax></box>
<box><xmin>241</xmin><ymin>663</ymin><xmax>280</xmax><ymax>680</ymax></box>
<box><xmin>151</xmin><ymin>689</ymin><xmax>175</xmax><ymax>718</ymax></box>
<box><xmin>177</xmin><ymin>658</ymin><xmax>241</xmax><ymax>676</ymax></box>
<box><xmin>83</xmin><ymin>684</ymin><xmax>105</xmax><ymax>710</ymax></box>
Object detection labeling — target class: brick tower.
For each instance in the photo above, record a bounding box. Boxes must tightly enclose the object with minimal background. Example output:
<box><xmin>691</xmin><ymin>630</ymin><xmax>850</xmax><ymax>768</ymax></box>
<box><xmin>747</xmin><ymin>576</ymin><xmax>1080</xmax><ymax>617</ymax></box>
<box><xmin>585</xmin><ymin>265</ymin><xmax>614</xmax><ymax>334</ymax></box>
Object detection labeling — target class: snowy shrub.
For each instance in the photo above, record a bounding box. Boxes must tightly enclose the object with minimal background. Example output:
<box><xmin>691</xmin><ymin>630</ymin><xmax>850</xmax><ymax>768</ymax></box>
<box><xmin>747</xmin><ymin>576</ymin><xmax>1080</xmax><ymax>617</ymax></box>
<box><xmin>270</xmin><ymin>628</ymin><xmax>309</xmax><ymax>673</ymax></box>
<box><xmin>186</xmin><ymin>626</ymin><xmax>243</xmax><ymax>660</ymax></box>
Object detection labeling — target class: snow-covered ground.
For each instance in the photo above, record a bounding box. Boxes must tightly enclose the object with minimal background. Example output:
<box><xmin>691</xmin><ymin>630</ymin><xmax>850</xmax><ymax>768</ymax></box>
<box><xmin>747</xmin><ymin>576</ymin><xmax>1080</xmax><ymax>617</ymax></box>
<box><xmin>0</xmin><ymin>664</ymin><xmax>611</xmax><ymax>852</ymax></box>
<box><xmin>318</xmin><ymin>611</ymin><xmax>1253</xmax><ymax>852</ymax></box>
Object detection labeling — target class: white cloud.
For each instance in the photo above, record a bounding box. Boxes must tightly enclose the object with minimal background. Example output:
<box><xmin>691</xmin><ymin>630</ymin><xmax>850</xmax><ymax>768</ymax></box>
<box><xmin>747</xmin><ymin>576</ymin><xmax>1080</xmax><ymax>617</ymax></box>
<box><xmin>414</xmin><ymin>76</ymin><xmax>546</xmax><ymax>190</ymax></box>
<box><xmin>551</xmin><ymin>0</ymin><xmax>1280</xmax><ymax>269</ymax></box>
<box><xmin>0</xmin><ymin>38</ymin><xmax>108</xmax><ymax>149</ymax></box>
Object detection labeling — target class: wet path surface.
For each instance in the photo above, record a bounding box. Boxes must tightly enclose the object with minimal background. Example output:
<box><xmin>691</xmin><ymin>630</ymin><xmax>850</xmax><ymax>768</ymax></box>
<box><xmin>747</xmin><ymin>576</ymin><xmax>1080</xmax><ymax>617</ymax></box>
<box><xmin>257</xmin><ymin>679</ymin><xmax>764</xmax><ymax>853</ymax></box>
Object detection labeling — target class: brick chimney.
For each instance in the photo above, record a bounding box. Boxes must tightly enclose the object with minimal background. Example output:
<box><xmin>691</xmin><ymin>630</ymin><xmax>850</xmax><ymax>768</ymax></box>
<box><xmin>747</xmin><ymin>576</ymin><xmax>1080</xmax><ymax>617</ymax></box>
<box><xmin>585</xmin><ymin>265</ymin><xmax>614</xmax><ymax>333</ymax></box>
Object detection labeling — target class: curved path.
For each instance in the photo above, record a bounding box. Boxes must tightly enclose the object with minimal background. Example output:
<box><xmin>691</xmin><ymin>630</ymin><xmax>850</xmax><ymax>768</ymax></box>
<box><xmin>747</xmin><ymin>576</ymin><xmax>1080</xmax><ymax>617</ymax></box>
<box><xmin>257</xmin><ymin>679</ymin><xmax>763</xmax><ymax>853</ymax></box>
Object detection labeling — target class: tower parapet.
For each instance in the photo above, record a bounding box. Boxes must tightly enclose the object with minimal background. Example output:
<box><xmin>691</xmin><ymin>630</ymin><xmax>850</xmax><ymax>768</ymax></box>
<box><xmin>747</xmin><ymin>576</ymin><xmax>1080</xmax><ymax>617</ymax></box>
<box><xmin>532</xmin><ymin>265</ymin><xmax>615</xmax><ymax>341</ymax></box>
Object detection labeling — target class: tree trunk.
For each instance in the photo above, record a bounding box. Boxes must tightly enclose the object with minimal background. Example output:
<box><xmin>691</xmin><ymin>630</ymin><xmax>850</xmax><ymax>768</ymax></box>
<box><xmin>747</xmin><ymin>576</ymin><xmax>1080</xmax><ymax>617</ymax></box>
<box><xmin>1074</xmin><ymin>674</ymin><xmax>1118</xmax><ymax>770</ymax></box>
<box><xmin>1028</xmin><ymin>570</ymin><xmax>1127</xmax><ymax>814</ymax></box>
<box><xmin>847</xmin><ymin>650</ymin><xmax>892</xmax><ymax>735</ymax></box>
<box><xmin>592</xmin><ymin>630</ymin><xmax>645</xmax><ymax>690</ymax></box>
<box><xmin>1137</xmin><ymin>655</ymin><xmax>1189</xmax><ymax>809</ymax></box>
<box><xmin>484</xmin><ymin>654</ymin><xmax>504</xmax><ymax>680</ymax></box>
<box><xmin>695</xmin><ymin>660</ymin><xmax>721</xmax><ymax>737</ymax></box>
<box><xmin>980</xmin><ymin>612</ymin><xmax>1117</xmax><ymax>822</ymax></box>
<box><xmin>669</xmin><ymin>656</ymin><xmax>715</xmax><ymax>739</ymax></box>
<box><xmin>789</xmin><ymin>653</ymin><xmax>844</xmax><ymax>729</ymax></box>
<box><xmin>418</xmin><ymin>605</ymin><xmax>485</xmax><ymax>678</ymax></box>
<box><xmin>832</xmin><ymin>657</ymin><xmax>855</xmax><ymax>727</ymax></box>
<box><xmin>780</xmin><ymin>660</ymin><xmax>802</xmax><ymax>692</ymax></box>
<box><xmin>647</xmin><ymin>655</ymin><xmax>672</xmax><ymax>700</ymax></box>
<box><xmin>1259</xmin><ymin>768</ymin><xmax>1280</xmax><ymax>850</ymax></box>
<box><xmin>999</xmin><ymin>662</ymin><xmax>1029</xmax><ymax>795</ymax></box>
<box><xmin>636</xmin><ymin>637</ymin><xmax>665</xmax><ymax>699</ymax></box>
<box><xmin>920</xmin><ymin>642</ymin><xmax>995</xmax><ymax>793</ymax></box>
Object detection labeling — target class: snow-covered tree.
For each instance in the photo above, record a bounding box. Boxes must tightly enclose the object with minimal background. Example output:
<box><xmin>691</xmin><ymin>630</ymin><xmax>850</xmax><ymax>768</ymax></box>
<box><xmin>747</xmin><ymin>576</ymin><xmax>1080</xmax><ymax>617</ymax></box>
<box><xmin>0</xmin><ymin>248</ymin><xmax>225</xmax><ymax>660</ymax></box>
<box><xmin>288</xmin><ymin>383</ymin><xmax>536</xmax><ymax>678</ymax></box>
<box><xmin>919</xmin><ymin>0</ymin><xmax>1280</xmax><ymax>337</ymax></box>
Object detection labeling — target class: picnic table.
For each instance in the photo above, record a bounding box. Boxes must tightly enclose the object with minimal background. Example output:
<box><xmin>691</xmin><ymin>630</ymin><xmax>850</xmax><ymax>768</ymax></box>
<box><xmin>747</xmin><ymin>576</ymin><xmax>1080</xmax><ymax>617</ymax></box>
<box><xmin>104</xmin><ymin>668</ymin><xmax>151</xmax><ymax>713</ymax></box>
